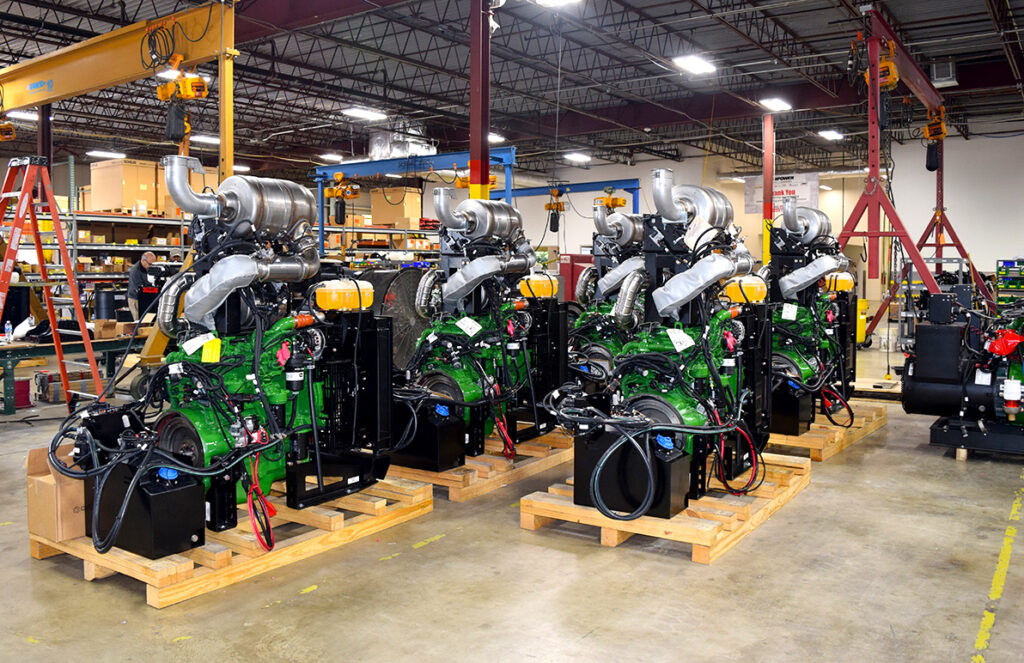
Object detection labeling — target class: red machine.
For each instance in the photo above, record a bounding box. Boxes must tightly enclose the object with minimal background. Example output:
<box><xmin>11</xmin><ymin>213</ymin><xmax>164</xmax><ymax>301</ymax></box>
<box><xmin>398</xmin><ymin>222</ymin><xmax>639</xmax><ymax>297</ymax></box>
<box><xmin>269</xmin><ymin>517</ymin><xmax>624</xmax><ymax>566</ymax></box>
<box><xmin>558</xmin><ymin>254</ymin><xmax>594</xmax><ymax>302</ymax></box>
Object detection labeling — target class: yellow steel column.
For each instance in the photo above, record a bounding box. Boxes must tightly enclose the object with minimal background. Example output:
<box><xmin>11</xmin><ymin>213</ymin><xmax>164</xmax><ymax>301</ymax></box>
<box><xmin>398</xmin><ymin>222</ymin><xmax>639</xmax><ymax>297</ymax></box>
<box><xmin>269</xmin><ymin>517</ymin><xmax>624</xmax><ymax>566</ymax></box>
<box><xmin>217</xmin><ymin>4</ymin><xmax>235</xmax><ymax>183</ymax></box>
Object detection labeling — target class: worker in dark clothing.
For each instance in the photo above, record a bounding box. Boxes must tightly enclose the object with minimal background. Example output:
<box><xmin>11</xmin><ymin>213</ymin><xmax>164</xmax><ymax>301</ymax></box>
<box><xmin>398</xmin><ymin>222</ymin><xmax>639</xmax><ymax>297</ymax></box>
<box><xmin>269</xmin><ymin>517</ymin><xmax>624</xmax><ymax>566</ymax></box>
<box><xmin>126</xmin><ymin>251</ymin><xmax>157</xmax><ymax>320</ymax></box>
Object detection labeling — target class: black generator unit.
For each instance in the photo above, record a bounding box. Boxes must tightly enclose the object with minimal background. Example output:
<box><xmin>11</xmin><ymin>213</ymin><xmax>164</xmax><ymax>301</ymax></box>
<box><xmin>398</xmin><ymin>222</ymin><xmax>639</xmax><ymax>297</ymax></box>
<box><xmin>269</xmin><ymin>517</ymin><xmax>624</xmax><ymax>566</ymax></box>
<box><xmin>86</xmin><ymin>463</ymin><xmax>205</xmax><ymax>560</ymax></box>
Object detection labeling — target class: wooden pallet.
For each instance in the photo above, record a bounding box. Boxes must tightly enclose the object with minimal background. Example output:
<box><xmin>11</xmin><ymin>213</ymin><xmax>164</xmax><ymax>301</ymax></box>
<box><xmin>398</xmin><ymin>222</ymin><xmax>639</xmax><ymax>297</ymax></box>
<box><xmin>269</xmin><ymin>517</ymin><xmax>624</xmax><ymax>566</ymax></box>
<box><xmin>28</xmin><ymin>477</ymin><xmax>432</xmax><ymax>609</ymax></box>
<box><xmin>97</xmin><ymin>208</ymin><xmax>167</xmax><ymax>218</ymax></box>
<box><xmin>519</xmin><ymin>453</ymin><xmax>810</xmax><ymax>564</ymax></box>
<box><xmin>767</xmin><ymin>400</ymin><xmax>888</xmax><ymax>462</ymax></box>
<box><xmin>387</xmin><ymin>430</ymin><xmax>574</xmax><ymax>502</ymax></box>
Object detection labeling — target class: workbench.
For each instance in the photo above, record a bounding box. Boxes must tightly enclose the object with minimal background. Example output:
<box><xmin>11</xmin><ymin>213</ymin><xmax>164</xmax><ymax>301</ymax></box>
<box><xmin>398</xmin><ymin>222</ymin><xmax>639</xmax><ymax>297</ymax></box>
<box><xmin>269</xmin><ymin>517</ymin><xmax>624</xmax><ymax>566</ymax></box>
<box><xmin>0</xmin><ymin>338</ymin><xmax>132</xmax><ymax>414</ymax></box>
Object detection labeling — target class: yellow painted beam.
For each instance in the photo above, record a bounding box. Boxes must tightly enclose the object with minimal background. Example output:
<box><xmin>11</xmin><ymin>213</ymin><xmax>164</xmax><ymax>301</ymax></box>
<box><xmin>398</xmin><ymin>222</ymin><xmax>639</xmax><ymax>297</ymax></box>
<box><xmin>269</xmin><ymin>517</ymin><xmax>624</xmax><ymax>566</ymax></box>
<box><xmin>216</xmin><ymin>3</ymin><xmax>235</xmax><ymax>183</ymax></box>
<box><xmin>0</xmin><ymin>3</ymin><xmax>232</xmax><ymax>112</ymax></box>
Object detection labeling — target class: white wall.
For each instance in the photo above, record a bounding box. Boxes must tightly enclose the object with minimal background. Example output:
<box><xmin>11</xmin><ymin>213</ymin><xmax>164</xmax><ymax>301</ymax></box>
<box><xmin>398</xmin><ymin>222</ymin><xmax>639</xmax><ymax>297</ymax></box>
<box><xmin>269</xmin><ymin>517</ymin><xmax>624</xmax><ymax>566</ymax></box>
<box><xmin>423</xmin><ymin>133</ymin><xmax>1024</xmax><ymax>288</ymax></box>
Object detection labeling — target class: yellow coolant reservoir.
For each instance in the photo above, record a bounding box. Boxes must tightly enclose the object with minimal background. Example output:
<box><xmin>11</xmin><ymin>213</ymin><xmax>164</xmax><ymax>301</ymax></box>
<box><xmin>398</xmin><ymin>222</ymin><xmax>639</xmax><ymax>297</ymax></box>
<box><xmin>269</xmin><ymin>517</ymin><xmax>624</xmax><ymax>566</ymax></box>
<box><xmin>723</xmin><ymin>275</ymin><xmax>767</xmax><ymax>303</ymax></box>
<box><xmin>315</xmin><ymin>279</ymin><xmax>374</xmax><ymax>311</ymax></box>
<box><xmin>519</xmin><ymin>273</ymin><xmax>559</xmax><ymax>298</ymax></box>
<box><xmin>824</xmin><ymin>271</ymin><xmax>855</xmax><ymax>292</ymax></box>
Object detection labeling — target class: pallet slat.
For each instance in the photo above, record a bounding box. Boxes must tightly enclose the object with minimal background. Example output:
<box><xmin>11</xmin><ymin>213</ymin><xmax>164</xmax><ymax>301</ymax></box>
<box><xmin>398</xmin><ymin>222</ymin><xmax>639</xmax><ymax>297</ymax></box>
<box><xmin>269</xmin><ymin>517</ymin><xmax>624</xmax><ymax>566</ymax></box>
<box><xmin>29</xmin><ymin>478</ymin><xmax>433</xmax><ymax>608</ymax></box>
<box><xmin>388</xmin><ymin>429</ymin><xmax>574</xmax><ymax>502</ymax></box>
<box><xmin>520</xmin><ymin>455</ymin><xmax>811</xmax><ymax>564</ymax></box>
<box><xmin>767</xmin><ymin>401</ymin><xmax>888</xmax><ymax>461</ymax></box>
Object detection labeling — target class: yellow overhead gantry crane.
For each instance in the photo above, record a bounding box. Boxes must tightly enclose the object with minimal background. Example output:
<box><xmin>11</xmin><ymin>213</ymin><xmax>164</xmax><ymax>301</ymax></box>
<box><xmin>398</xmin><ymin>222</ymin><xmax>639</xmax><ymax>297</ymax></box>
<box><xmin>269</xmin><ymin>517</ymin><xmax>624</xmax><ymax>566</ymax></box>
<box><xmin>0</xmin><ymin>2</ymin><xmax>236</xmax><ymax>181</ymax></box>
<box><xmin>0</xmin><ymin>2</ymin><xmax>236</xmax><ymax>366</ymax></box>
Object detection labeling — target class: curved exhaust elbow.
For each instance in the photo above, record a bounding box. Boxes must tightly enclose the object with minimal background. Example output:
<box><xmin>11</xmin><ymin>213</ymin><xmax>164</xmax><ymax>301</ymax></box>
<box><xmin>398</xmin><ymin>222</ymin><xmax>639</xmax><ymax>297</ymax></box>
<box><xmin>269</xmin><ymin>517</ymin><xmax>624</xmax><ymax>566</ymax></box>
<box><xmin>433</xmin><ymin>187</ymin><xmax>469</xmax><ymax>231</ymax></box>
<box><xmin>256</xmin><ymin>222</ymin><xmax>321</xmax><ymax>282</ymax></box>
<box><xmin>161</xmin><ymin>155</ymin><xmax>221</xmax><ymax>218</ymax></box>
<box><xmin>593</xmin><ymin>204</ymin><xmax>615</xmax><ymax>237</ymax></box>
<box><xmin>156</xmin><ymin>272</ymin><xmax>191</xmax><ymax>337</ymax></box>
<box><xmin>781</xmin><ymin>196</ymin><xmax>801</xmax><ymax>234</ymax></box>
<box><xmin>652</xmin><ymin>168</ymin><xmax>686</xmax><ymax>221</ymax></box>
<box><xmin>611</xmin><ymin>268</ymin><xmax>648</xmax><ymax>329</ymax></box>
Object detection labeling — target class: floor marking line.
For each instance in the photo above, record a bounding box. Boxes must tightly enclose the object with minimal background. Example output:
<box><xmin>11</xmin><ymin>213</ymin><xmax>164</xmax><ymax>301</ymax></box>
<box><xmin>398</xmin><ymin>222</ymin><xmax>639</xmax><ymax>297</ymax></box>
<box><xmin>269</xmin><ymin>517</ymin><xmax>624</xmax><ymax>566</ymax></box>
<box><xmin>970</xmin><ymin>473</ymin><xmax>1024</xmax><ymax>661</ymax></box>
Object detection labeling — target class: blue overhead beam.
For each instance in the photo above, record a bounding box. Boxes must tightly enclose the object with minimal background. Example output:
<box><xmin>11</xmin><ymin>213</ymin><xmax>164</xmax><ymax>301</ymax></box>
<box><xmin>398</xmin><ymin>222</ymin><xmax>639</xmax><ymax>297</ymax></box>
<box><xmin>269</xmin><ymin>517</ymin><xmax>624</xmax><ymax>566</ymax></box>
<box><xmin>312</xmin><ymin>147</ymin><xmax>517</xmax><ymax>252</ymax></box>
<box><xmin>491</xmin><ymin>178</ymin><xmax>642</xmax><ymax>214</ymax></box>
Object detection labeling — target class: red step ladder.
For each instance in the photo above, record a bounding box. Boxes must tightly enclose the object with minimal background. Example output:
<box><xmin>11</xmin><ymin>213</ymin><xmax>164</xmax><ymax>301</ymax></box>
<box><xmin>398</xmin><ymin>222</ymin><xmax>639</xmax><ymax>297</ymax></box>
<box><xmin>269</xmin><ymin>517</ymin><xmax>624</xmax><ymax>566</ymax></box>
<box><xmin>0</xmin><ymin>156</ymin><xmax>103</xmax><ymax>410</ymax></box>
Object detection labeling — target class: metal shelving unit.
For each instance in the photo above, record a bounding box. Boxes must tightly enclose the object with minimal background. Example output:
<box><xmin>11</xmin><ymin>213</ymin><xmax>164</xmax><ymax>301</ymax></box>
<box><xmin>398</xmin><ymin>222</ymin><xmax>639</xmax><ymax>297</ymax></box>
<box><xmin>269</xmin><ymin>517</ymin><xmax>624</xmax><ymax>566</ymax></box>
<box><xmin>996</xmin><ymin>260</ymin><xmax>1024</xmax><ymax>308</ymax></box>
<box><xmin>325</xmin><ymin>225</ymin><xmax>441</xmax><ymax>264</ymax></box>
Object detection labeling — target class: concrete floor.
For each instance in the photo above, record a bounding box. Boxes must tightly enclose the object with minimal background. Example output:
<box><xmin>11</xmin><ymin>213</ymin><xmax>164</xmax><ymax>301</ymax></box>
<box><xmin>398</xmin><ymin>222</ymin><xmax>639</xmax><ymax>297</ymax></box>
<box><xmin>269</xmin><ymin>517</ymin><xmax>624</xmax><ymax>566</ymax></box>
<box><xmin>1</xmin><ymin>347</ymin><xmax>1022</xmax><ymax>661</ymax></box>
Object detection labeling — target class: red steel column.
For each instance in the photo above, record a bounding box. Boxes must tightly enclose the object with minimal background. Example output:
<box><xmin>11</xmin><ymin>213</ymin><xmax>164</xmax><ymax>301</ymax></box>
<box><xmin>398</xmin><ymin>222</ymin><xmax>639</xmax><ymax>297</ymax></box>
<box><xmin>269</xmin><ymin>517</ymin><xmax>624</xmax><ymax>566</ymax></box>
<box><xmin>761</xmin><ymin>112</ymin><xmax>774</xmax><ymax>264</ymax></box>
<box><xmin>469</xmin><ymin>0</ymin><xmax>491</xmax><ymax>200</ymax></box>
<box><xmin>865</xmin><ymin>36</ymin><xmax>882</xmax><ymax>279</ymax></box>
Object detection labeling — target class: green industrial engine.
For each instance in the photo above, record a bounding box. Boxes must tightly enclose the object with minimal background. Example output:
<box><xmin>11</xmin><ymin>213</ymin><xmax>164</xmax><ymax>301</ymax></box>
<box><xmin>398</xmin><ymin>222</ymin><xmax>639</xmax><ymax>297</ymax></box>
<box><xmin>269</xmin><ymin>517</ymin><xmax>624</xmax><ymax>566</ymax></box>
<box><xmin>49</xmin><ymin>157</ymin><xmax>396</xmax><ymax>559</ymax></box>
<box><xmin>549</xmin><ymin>169</ymin><xmax>773</xmax><ymax>521</ymax></box>
<box><xmin>763</xmin><ymin>197</ymin><xmax>857</xmax><ymax>435</ymax></box>
<box><xmin>388</xmin><ymin>188</ymin><xmax>567</xmax><ymax>473</ymax></box>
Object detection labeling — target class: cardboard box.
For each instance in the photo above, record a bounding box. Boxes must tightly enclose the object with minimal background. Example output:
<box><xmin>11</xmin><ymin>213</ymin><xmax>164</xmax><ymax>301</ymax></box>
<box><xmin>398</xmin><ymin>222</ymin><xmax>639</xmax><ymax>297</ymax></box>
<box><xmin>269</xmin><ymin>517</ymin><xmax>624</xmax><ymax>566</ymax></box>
<box><xmin>76</xmin><ymin>229</ymin><xmax>91</xmax><ymax>243</ymax></box>
<box><xmin>370</xmin><ymin>188</ymin><xmax>421</xmax><ymax>225</ymax></box>
<box><xmin>394</xmin><ymin>217</ymin><xmax>421</xmax><ymax>231</ymax></box>
<box><xmin>91</xmin><ymin>234</ymin><xmax>106</xmax><ymax>244</ymax></box>
<box><xmin>90</xmin><ymin>158</ymin><xmax>159</xmax><ymax>212</ymax></box>
<box><xmin>26</xmin><ymin>445</ymin><xmax>87</xmax><ymax>542</ymax></box>
<box><xmin>78</xmin><ymin>186</ymin><xmax>92</xmax><ymax>211</ymax></box>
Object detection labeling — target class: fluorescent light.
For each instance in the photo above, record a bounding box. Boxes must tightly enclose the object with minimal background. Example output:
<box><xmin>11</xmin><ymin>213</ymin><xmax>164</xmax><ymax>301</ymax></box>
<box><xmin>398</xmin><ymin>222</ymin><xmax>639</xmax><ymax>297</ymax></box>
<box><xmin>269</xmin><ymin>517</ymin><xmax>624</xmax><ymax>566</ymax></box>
<box><xmin>673</xmin><ymin>55</ymin><xmax>717</xmax><ymax>75</ymax></box>
<box><xmin>488</xmin><ymin>132</ymin><xmax>506</xmax><ymax>144</ymax></box>
<box><xmin>319</xmin><ymin>153</ymin><xmax>345</xmax><ymax>162</ymax></box>
<box><xmin>384</xmin><ymin>173</ymin><xmax>403</xmax><ymax>179</ymax></box>
<box><xmin>342</xmin><ymin>108</ymin><xmax>387</xmax><ymax>122</ymax></box>
<box><xmin>564</xmin><ymin>152</ymin><xmax>592</xmax><ymax>163</ymax></box>
<box><xmin>820</xmin><ymin>184</ymin><xmax>833</xmax><ymax>191</ymax></box>
<box><xmin>731</xmin><ymin>177</ymin><xmax>746</xmax><ymax>183</ymax></box>
<box><xmin>190</xmin><ymin>134</ymin><xmax>220</xmax><ymax>145</ymax></box>
<box><xmin>86</xmin><ymin>150</ymin><xmax>126</xmax><ymax>159</ymax></box>
<box><xmin>232</xmin><ymin>164</ymin><xmax>251</xmax><ymax>172</ymax></box>
<box><xmin>536</xmin><ymin>0</ymin><xmax>582</xmax><ymax>6</ymax></box>
<box><xmin>157</xmin><ymin>69</ymin><xmax>211</xmax><ymax>83</ymax></box>
<box><xmin>818</xmin><ymin>129</ymin><xmax>844</xmax><ymax>141</ymax></box>
<box><xmin>760</xmin><ymin>97</ymin><xmax>792</xmax><ymax>112</ymax></box>
<box><xmin>7</xmin><ymin>110</ymin><xmax>38</xmax><ymax>121</ymax></box>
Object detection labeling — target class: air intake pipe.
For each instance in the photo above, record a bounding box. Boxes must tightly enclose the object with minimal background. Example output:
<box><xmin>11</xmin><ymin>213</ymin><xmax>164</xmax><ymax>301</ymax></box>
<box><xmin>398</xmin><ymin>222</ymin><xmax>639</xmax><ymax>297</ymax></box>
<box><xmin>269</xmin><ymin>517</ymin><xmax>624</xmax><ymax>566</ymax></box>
<box><xmin>441</xmin><ymin>236</ymin><xmax>537</xmax><ymax>303</ymax></box>
<box><xmin>593</xmin><ymin>204</ymin><xmax>643</xmax><ymax>247</ymax></box>
<box><xmin>595</xmin><ymin>256</ymin><xmax>645</xmax><ymax>299</ymax></box>
<box><xmin>778</xmin><ymin>254</ymin><xmax>850</xmax><ymax>299</ymax></box>
<box><xmin>652</xmin><ymin>249</ymin><xmax>755</xmax><ymax>319</ymax></box>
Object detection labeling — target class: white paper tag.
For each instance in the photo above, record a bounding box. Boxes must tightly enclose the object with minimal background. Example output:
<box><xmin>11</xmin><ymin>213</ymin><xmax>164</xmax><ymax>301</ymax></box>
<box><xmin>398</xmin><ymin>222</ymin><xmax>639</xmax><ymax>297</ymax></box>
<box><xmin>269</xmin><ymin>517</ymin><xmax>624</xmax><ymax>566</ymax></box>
<box><xmin>455</xmin><ymin>317</ymin><xmax>483</xmax><ymax>337</ymax></box>
<box><xmin>426</xmin><ymin>333</ymin><xmax>438</xmax><ymax>343</ymax></box>
<box><xmin>666</xmin><ymin>328</ymin><xmax>695</xmax><ymax>353</ymax></box>
<box><xmin>347</xmin><ymin>475</ymin><xmax>359</xmax><ymax>485</ymax></box>
<box><xmin>722</xmin><ymin>358</ymin><xmax>736</xmax><ymax>367</ymax></box>
<box><xmin>975</xmin><ymin>371</ymin><xmax>992</xmax><ymax>386</ymax></box>
<box><xmin>781</xmin><ymin>303</ymin><xmax>798</xmax><ymax>321</ymax></box>
<box><xmin>182</xmin><ymin>332</ymin><xmax>215</xmax><ymax>355</ymax></box>
<box><xmin>825</xmin><ymin>328</ymin><xmax>834</xmax><ymax>336</ymax></box>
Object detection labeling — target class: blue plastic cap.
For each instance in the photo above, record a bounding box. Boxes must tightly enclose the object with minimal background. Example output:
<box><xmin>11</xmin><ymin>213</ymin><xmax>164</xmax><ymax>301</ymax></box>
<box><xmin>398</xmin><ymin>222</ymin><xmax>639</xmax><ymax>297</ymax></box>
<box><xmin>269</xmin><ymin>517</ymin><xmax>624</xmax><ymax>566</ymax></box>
<box><xmin>435</xmin><ymin>404</ymin><xmax>451</xmax><ymax>417</ymax></box>
<box><xmin>788</xmin><ymin>380</ymin><xmax>800</xmax><ymax>390</ymax></box>
<box><xmin>655</xmin><ymin>434</ymin><xmax>674</xmax><ymax>450</ymax></box>
<box><xmin>580</xmin><ymin>365</ymin><xmax>590</xmax><ymax>373</ymax></box>
<box><xmin>157</xmin><ymin>467</ymin><xmax>179</xmax><ymax>481</ymax></box>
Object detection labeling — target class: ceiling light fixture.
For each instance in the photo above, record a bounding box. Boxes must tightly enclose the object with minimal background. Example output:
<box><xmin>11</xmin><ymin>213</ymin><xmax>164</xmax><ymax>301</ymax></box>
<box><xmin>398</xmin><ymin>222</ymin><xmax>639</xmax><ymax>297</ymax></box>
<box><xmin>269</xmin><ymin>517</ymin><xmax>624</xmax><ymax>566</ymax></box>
<box><xmin>7</xmin><ymin>110</ymin><xmax>38</xmax><ymax>121</ymax></box>
<box><xmin>156</xmin><ymin>69</ymin><xmax>211</xmax><ymax>82</ymax></box>
<box><xmin>759</xmin><ymin>97</ymin><xmax>792</xmax><ymax>112</ymax></box>
<box><xmin>488</xmin><ymin>132</ymin><xmax>506</xmax><ymax>144</ymax></box>
<box><xmin>86</xmin><ymin>150</ymin><xmax>126</xmax><ymax>159</ymax></box>
<box><xmin>673</xmin><ymin>55</ymin><xmax>717</xmax><ymax>75</ymax></box>
<box><xmin>342</xmin><ymin>107</ymin><xmax>388</xmax><ymax>121</ymax></box>
<box><xmin>818</xmin><ymin>129</ymin><xmax>844</xmax><ymax>141</ymax></box>
<box><xmin>319</xmin><ymin>153</ymin><xmax>345</xmax><ymax>162</ymax></box>
<box><xmin>233</xmin><ymin>164</ymin><xmax>251</xmax><ymax>172</ymax></box>
<box><xmin>564</xmin><ymin>152</ymin><xmax>592</xmax><ymax>163</ymax></box>
<box><xmin>535</xmin><ymin>0</ymin><xmax>582</xmax><ymax>7</ymax></box>
<box><xmin>190</xmin><ymin>134</ymin><xmax>220</xmax><ymax>145</ymax></box>
<box><xmin>731</xmin><ymin>177</ymin><xmax>746</xmax><ymax>183</ymax></box>
<box><xmin>820</xmin><ymin>184</ymin><xmax>833</xmax><ymax>191</ymax></box>
<box><xmin>384</xmin><ymin>173</ymin><xmax>403</xmax><ymax>179</ymax></box>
